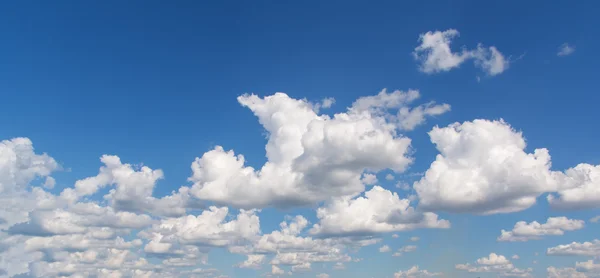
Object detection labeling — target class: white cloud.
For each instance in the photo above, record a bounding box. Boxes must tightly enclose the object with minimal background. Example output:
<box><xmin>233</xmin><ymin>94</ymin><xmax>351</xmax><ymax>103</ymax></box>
<box><xmin>472</xmin><ymin>45</ymin><xmax>509</xmax><ymax>76</ymax></box>
<box><xmin>145</xmin><ymin>206</ymin><xmax>260</xmax><ymax>247</ymax></box>
<box><xmin>576</xmin><ymin>260</ymin><xmax>600</xmax><ymax>272</ymax></box>
<box><xmin>414</xmin><ymin>119</ymin><xmax>566</xmax><ymax>214</ymax></box>
<box><xmin>455</xmin><ymin>253</ymin><xmax>532</xmax><ymax>277</ymax></box>
<box><xmin>333</xmin><ymin>262</ymin><xmax>345</xmax><ymax>270</ymax></box>
<box><xmin>385</xmin><ymin>174</ymin><xmax>395</xmax><ymax>181</ymax></box>
<box><xmin>397</xmin><ymin>102</ymin><xmax>451</xmax><ymax>131</ymax></box>
<box><xmin>0</xmin><ymin>138</ymin><xmax>58</xmax><ymax>194</ymax></box>
<box><xmin>547</xmin><ymin>239</ymin><xmax>600</xmax><ymax>256</ymax></box>
<box><xmin>413</xmin><ymin>29</ymin><xmax>471</xmax><ymax>73</ymax></box>
<box><xmin>309</xmin><ymin>186</ymin><xmax>450</xmax><ymax>236</ymax></box>
<box><xmin>392</xmin><ymin>234</ymin><xmax>399</xmax><ymax>238</ymax></box>
<box><xmin>352</xmin><ymin>89</ymin><xmax>451</xmax><ymax>131</ymax></box>
<box><xmin>591</xmin><ymin>216</ymin><xmax>600</xmax><ymax>223</ymax></box>
<box><xmin>409</xmin><ymin>237</ymin><xmax>420</xmax><ymax>242</ymax></box>
<box><xmin>392</xmin><ymin>245</ymin><xmax>417</xmax><ymax>257</ymax></box>
<box><xmin>547</xmin><ymin>164</ymin><xmax>600</xmax><ymax>210</ymax></box>
<box><xmin>394</xmin><ymin>265</ymin><xmax>441</xmax><ymax>277</ymax></box>
<box><xmin>476</xmin><ymin>253</ymin><xmax>511</xmax><ymax>265</ymax></box>
<box><xmin>547</xmin><ymin>266</ymin><xmax>590</xmax><ymax>278</ymax></box>
<box><xmin>498</xmin><ymin>217</ymin><xmax>585</xmax><ymax>242</ymax></box>
<box><xmin>379</xmin><ymin>245</ymin><xmax>391</xmax><ymax>252</ymax></box>
<box><xmin>512</xmin><ymin>254</ymin><xmax>519</xmax><ymax>260</ymax></box>
<box><xmin>0</xmin><ymin>102</ymin><xmax>448</xmax><ymax>278</ymax></box>
<box><xmin>413</xmin><ymin>29</ymin><xmax>509</xmax><ymax>76</ymax></box>
<box><xmin>189</xmin><ymin>91</ymin><xmax>419</xmax><ymax>209</ymax></box>
<box><xmin>558</xmin><ymin>43</ymin><xmax>576</xmax><ymax>56</ymax></box>
<box><xmin>66</xmin><ymin>155</ymin><xmax>200</xmax><ymax>217</ymax></box>
<box><xmin>361</xmin><ymin>173</ymin><xmax>378</xmax><ymax>185</ymax></box>
<box><xmin>316</xmin><ymin>273</ymin><xmax>330</xmax><ymax>278</ymax></box>
<box><xmin>320</xmin><ymin>97</ymin><xmax>335</xmax><ymax>109</ymax></box>
<box><xmin>272</xmin><ymin>265</ymin><xmax>286</xmax><ymax>275</ymax></box>
<box><xmin>42</xmin><ymin>176</ymin><xmax>56</xmax><ymax>189</ymax></box>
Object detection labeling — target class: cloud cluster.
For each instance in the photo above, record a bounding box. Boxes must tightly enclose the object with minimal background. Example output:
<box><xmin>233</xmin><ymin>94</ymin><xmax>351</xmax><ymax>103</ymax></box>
<box><xmin>413</xmin><ymin>29</ymin><xmax>509</xmax><ymax>76</ymax></box>
<box><xmin>394</xmin><ymin>265</ymin><xmax>441</xmax><ymax>277</ymax></box>
<box><xmin>455</xmin><ymin>253</ymin><xmax>532</xmax><ymax>277</ymax></box>
<box><xmin>2</xmin><ymin>86</ymin><xmax>599</xmax><ymax>277</ymax></box>
<box><xmin>189</xmin><ymin>89</ymin><xmax>449</xmax><ymax>209</ymax></box>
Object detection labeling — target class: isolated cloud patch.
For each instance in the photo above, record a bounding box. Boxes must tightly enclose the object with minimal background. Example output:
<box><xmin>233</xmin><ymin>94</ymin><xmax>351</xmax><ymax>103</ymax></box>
<box><xmin>498</xmin><ymin>217</ymin><xmax>585</xmax><ymax>242</ymax></box>
<box><xmin>413</xmin><ymin>29</ymin><xmax>509</xmax><ymax>76</ymax></box>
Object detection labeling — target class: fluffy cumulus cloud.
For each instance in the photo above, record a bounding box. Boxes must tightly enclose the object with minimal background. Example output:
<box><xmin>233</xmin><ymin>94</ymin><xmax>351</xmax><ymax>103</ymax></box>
<box><xmin>413</xmin><ymin>29</ymin><xmax>509</xmax><ymax>76</ymax></box>
<box><xmin>3</xmin><ymin>91</ymin><xmax>459</xmax><ymax>277</ymax></box>
<box><xmin>394</xmin><ymin>265</ymin><xmax>441</xmax><ymax>277</ymax></box>
<box><xmin>309</xmin><ymin>186</ymin><xmax>449</xmax><ymax>236</ymax></box>
<box><xmin>547</xmin><ymin>163</ymin><xmax>600</xmax><ymax>210</ymax></box>
<box><xmin>189</xmin><ymin>89</ymin><xmax>449</xmax><ymax>209</ymax></box>
<box><xmin>414</xmin><ymin>118</ymin><xmax>600</xmax><ymax>215</ymax></box>
<box><xmin>498</xmin><ymin>217</ymin><xmax>585</xmax><ymax>242</ymax></box>
<box><xmin>4</xmin><ymin>89</ymin><xmax>598</xmax><ymax>278</ymax></box>
<box><xmin>456</xmin><ymin>253</ymin><xmax>532</xmax><ymax>277</ymax></box>
<box><xmin>547</xmin><ymin>239</ymin><xmax>600</xmax><ymax>256</ymax></box>
<box><xmin>415</xmin><ymin>119</ymin><xmax>565</xmax><ymax>214</ymax></box>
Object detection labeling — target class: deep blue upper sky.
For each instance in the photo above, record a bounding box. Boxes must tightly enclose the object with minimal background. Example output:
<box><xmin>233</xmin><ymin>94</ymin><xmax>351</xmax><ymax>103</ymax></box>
<box><xmin>1</xmin><ymin>1</ymin><xmax>599</xmax><ymax>277</ymax></box>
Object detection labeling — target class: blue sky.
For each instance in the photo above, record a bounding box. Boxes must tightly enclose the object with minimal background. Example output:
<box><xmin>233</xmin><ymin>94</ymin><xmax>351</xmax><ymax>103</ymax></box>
<box><xmin>1</xmin><ymin>1</ymin><xmax>599</xmax><ymax>278</ymax></box>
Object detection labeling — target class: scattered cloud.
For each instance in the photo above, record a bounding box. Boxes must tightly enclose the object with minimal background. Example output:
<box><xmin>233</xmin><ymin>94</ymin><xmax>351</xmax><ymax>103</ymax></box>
<box><xmin>379</xmin><ymin>245</ymin><xmax>391</xmax><ymax>252</ymax></box>
<box><xmin>394</xmin><ymin>265</ymin><xmax>441</xmax><ymax>277</ymax></box>
<box><xmin>547</xmin><ymin>239</ymin><xmax>600</xmax><ymax>256</ymax></box>
<box><xmin>392</xmin><ymin>245</ymin><xmax>417</xmax><ymax>257</ymax></box>
<box><xmin>498</xmin><ymin>217</ymin><xmax>585</xmax><ymax>242</ymax></box>
<box><xmin>456</xmin><ymin>253</ymin><xmax>532</xmax><ymax>277</ymax></box>
<box><xmin>557</xmin><ymin>43</ymin><xmax>576</xmax><ymax>56</ymax></box>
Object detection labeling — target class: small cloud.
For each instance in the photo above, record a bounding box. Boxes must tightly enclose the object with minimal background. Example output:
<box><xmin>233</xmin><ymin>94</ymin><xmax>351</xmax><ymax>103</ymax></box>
<box><xmin>590</xmin><ymin>216</ymin><xmax>600</xmax><ymax>223</ymax></box>
<box><xmin>512</xmin><ymin>254</ymin><xmax>519</xmax><ymax>259</ymax></box>
<box><xmin>557</xmin><ymin>43</ymin><xmax>575</xmax><ymax>56</ymax></box>
<box><xmin>392</xmin><ymin>234</ymin><xmax>399</xmax><ymax>238</ymax></box>
<box><xmin>361</xmin><ymin>173</ymin><xmax>378</xmax><ymax>185</ymax></box>
<box><xmin>333</xmin><ymin>262</ymin><xmax>345</xmax><ymax>270</ymax></box>
<box><xmin>413</xmin><ymin>29</ymin><xmax>509</xmax><ymax>76</ymax></box>
<box><xmin>409</xmin><ymin>237</ymin><xmax>420</xmax><ymax>242</ymax></box>
<box><xmin>385</xmin><ymin>174</ymin><xmax>395</xmax><ymax>181</ymax></box>
<box><xmin>393</xmin><ymin>245</ymin><xmax>417</xmax><ymax>257</ymax></box>
<box><xmin>43</xmin><ymin>176</ymin><xmax>56</xmax><ymax>189</ymax></box>
<box><xmin>321</xmin><ymin>97</ymin><xmax>335</xmax><ymax>108</ymax></box>
<box><xmin>379</xmin><ymin>245</ymin><xmax>391</xmax><ymax>253</ymax></box>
